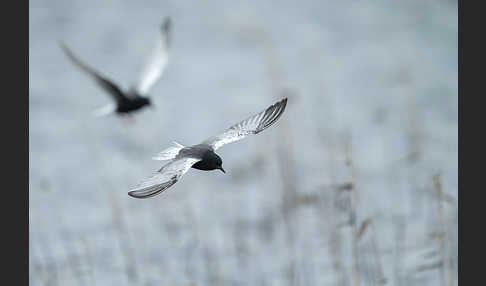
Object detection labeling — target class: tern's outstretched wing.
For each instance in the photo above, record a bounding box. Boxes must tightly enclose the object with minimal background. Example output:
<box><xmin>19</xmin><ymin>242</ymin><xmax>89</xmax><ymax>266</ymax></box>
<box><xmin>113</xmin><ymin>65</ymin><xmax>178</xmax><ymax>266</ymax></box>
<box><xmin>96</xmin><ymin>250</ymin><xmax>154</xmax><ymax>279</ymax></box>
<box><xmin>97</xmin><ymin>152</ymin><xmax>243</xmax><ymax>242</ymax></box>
<box><xmin>202</xmin><ymin>98</ymin><xmax>288</xmax><ymax>151</ymax></box>
<box><xmin>60</xmin><ymin>42</ymin><xmax>129</xmax><ymax>104</ymax></box>
<box><xmin>132</xmin><ymin>18</ymin><xmax>171</xmax><ymax>95</ymax></box>
<box><xmin>128</xmin><ymin>157</ymin><xmax>200</xmax><ymax>199</ymax></box>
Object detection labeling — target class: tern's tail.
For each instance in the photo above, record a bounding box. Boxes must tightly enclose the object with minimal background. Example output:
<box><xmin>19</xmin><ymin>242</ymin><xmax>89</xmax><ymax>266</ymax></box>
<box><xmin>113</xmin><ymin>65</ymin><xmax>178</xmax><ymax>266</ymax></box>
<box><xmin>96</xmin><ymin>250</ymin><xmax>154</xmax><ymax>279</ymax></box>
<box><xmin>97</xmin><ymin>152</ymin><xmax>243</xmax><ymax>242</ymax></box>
<box><xmin>92</xmin><ymin>104</ymin><xmax>116</xmax><ymax>117</ymax></box>
<box><xmin>152</xmin><ymin>141</ymin><xmax>184</xmax><ymax>161</ymax></box>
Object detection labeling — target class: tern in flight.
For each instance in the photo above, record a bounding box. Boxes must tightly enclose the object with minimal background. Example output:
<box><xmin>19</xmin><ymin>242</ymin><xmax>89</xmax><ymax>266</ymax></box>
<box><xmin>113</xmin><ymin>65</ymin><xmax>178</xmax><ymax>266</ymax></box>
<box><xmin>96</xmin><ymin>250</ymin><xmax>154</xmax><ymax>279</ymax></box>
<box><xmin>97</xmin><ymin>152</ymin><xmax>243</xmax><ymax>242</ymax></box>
<box><xmin>128</xmin><ymin>98</ymin><xmax>288</xmax><ymax>198</ymax></box>
<box><xmin>60</xmin><ymin>18</ymin><xmax>172</xmax><ymax>117</ymax></box>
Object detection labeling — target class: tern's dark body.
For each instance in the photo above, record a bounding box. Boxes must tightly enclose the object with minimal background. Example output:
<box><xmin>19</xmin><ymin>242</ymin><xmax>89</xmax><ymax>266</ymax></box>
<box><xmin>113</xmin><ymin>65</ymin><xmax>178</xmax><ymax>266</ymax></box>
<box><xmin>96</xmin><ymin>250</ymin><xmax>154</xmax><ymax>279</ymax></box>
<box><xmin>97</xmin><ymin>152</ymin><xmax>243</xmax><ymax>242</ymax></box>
<box><xmin>115</xmin><ymin>92</ymin><xmax>152</xmax><ymax>114</ymax></box>
<box><xmin>176</xmin><ymin>144</ymin><xmax>225</xmax><ymax>172</ymax></box>
<box><xmin>60</xmin><ymin>18</ymin><xmax>171</xmax><ymax>117</ymax></box>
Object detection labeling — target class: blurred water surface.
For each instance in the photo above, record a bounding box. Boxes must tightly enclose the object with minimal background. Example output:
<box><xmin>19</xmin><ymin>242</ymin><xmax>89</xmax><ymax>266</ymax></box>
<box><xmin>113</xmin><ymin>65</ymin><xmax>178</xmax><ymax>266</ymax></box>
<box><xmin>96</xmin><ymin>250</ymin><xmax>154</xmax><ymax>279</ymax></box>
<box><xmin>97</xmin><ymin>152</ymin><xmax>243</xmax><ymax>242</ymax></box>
<box><xmin>30</xmin><ymin>0</ymin><xmax>457</xmax><ymax>285</ymax></box>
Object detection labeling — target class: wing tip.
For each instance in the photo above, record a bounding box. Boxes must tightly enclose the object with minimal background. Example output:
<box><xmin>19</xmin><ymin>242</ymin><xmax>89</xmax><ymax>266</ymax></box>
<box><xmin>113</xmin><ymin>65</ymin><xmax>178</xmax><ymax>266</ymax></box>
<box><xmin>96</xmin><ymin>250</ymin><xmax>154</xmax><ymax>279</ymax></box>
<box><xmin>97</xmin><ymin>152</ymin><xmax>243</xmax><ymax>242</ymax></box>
<box><xmin>280</xmin><ymin>97</ymin><xmax>288</xmax><ymax>113</ymax></box>
<box><xmin>59</xmin><ymin>41</ymin><xmax>75</xmax><ymax>59</ymax></box>
<box><xmin>128</xmin><ymin>190</ymin><xmax>148</xmax><ymax>199</ymax></box>
<box><xmin>128</xmin><ymin>160</ymin><xmax>196</xmax><ymax>199</ymax></box>
<box><xmin>279</xmin><ymin>97</ymin><xmax>288</xmax><ymax>109</ymax></box>
<box><xmin>270</xmin><ymin>97</ymin><xmax>288</xmax><ymax>115</ymax></box>
<box><xmin>128</xmin><ymin>179</ymin><xmax>175</xmax><ymax>199</ymax></box>
<box><xmin>58</xmin><ymin>40</ymin><xmax>68</xmax><ymax>51</ymax></box>
<box><xmin>257</xmin><ymin>97</ymin><xmax>288</xmax><ymax>132</ymax></box>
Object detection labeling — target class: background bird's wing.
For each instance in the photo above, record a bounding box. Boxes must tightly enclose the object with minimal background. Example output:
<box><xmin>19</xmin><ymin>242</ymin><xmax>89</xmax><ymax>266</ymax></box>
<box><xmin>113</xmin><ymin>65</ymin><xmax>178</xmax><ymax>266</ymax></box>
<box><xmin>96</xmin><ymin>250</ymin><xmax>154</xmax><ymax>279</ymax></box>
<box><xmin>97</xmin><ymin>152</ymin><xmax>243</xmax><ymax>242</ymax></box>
<box><xmin>60</xmin><ymin>42</ymin><xmax>129</xmax><ymax>104</ymax></box>
<box><xmin>202</xmin><ymin>98</ymin><xmax>288</xmax><ymax>151</ymax></box>
<box><xmin>131</xmin><ymin>18</ymin><xmax>171</xmax><ymax>95</ymax></box>
<box><xmin>128</xmin><ymin>157</ymin><xmax>200</xmax><ymax>199</ymax></box>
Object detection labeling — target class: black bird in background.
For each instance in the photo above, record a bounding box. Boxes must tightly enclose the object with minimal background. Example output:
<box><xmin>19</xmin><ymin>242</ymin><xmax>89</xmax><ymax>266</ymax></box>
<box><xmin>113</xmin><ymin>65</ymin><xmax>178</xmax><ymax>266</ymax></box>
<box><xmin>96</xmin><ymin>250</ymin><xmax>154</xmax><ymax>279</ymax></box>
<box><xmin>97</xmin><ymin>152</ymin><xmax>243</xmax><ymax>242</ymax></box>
<box><xmin>128</xmin><ymin>98</ymin><xmax>288</xmax><ymax>198</ymax></box>
<box><xmin>60</xmin><ymin>18</ymin><xmax>172</xmax><ymax>117</ymax></box>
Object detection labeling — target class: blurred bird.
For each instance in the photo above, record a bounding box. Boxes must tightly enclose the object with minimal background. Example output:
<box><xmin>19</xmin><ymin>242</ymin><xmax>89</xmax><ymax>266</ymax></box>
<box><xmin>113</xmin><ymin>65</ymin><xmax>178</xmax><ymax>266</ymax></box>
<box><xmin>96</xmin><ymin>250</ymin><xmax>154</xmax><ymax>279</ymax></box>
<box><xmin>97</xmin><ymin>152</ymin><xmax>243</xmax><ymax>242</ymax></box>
<box><xmin>60</xmin><ymin>18</ymin><xmax>172</xmax><ymax>117</ymax></box>
<box><xmin>128</xmin><ymin>98</ymin><xmax>288</xmax><ymax>198</ymax></box>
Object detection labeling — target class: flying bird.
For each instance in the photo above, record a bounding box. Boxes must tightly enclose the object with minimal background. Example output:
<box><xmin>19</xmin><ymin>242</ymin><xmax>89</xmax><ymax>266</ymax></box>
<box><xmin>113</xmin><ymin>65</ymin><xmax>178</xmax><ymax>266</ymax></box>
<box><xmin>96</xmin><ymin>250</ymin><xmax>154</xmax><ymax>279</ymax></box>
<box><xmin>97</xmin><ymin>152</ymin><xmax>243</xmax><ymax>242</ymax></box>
<box><xmin>60</xmin><ymin>18</ymin><xmax>172</xmax><ymax>117</ymax></box>
<box><xmin>128</xmin><ymin>98</ymin><xmax>288</xmax><ymax>199</ymax></box>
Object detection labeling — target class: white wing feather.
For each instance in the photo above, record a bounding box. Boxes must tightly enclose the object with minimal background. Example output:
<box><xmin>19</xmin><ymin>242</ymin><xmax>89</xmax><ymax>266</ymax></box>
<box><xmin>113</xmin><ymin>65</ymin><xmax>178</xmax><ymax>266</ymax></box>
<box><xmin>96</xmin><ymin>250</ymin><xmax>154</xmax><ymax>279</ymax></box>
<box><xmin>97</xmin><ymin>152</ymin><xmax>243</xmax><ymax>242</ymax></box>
<box><xmin>128</xmin><ymin>157</ymin><xmax>200</xmax><ymax>199</ymax></box>
<box><xmin>202</xmin><ymin>98</ymin><xmax>288</xmax><ymax>150</ymax></box>
<box><xmin>133</xmin><ymin>18</ymin><xmax>171</xmax><ymax>95</ymax></box>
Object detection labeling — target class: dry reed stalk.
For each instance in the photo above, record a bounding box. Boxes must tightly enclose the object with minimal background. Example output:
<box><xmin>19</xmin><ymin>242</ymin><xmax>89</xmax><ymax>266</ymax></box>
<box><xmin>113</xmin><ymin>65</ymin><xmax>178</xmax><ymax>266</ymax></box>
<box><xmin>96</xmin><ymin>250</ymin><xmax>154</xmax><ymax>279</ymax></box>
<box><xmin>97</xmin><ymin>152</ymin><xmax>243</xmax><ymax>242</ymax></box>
<box><xmin>358</xmin><ymin>218</ymin><xmax>387</xmax><ymax>285</ymax></box>
<box><xmin>39</xmin><ymin>236</ymin><xmax>59</xmax><ymax>286</ymax></box>
<box><xmin>79</xmin><ymin>236</ymin><xmax>96</xmax><ymax>285</ymax></box>
<box><xmin>107</xmin><ymin>190</ymin><xmax>139</xmax><ymax>283</ymax></box>
<box><xmin>343</xmin><ymin>136</ymin><xmax>361</xmax><ymax>286</ymax></box>
<box><xmin>182</xmin><ymin>202</ymin><xmax>200</xmax><ymax>283</ymax></box>
<box><xmin>260</xmin><ymin>28</ymin><xmax>299</xmax><ymax>285</ymax></box>
<box><xmin>327</xmin><ymin>190</ymin><xmax>348</xmax><ymax>286</ymax></box>
<box><xmin>311</xmin><ymin>51</ymin><xmax>349</xmax><ymax>286</ymax></box>
<box><xmin>432</xmin><ymin>173</ymin><xmax>447</xmax><ymax>286</ymax></box>
<box><xmin>80</xmin><ymin>120</ymin><xmax>140</xmax><ymax>284</ymax></box>
<box><xmin>393</xmin><ymin>217</ymin><xmax>406</xmax><ymax>286</ymax></box>
<box><xmin>59</xmin><ymin>228</ymin><xmax>84</xmax><ymax>286</ymax></box>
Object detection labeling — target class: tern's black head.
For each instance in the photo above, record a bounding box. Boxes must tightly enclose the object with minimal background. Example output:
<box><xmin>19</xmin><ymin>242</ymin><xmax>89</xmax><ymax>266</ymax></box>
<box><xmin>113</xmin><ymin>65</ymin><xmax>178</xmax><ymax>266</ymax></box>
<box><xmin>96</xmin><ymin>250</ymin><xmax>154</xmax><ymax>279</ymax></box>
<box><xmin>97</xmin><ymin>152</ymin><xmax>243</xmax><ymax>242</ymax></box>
<box><xmin>142</xmin><ymin>97</ymin><xmax>152</xmax><ymax>107</ymax></box>
<box><xmin>192</xmin><ymin>150</ymin><xmax>225</xmax><ymax>173</ymax></box>
<box><xmin>212</xmin><ymin>153</ymin><xmax>225</xmax><ymax>173</ymax></box>
<box><xmin>136</xmin><ymin>96</ymin><xmax>153</xmax><ymax>110</ymax></box>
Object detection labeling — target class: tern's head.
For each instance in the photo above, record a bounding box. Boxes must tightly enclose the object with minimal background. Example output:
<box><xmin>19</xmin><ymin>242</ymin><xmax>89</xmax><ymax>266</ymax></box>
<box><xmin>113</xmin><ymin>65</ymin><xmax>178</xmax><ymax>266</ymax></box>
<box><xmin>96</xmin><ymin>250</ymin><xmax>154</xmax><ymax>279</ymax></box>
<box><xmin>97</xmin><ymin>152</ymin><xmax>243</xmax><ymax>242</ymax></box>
<box><xmin>142</xmin><ymin>97</ymin><xmax>154</xmax><ymax>109</ymax></box>
<box><xmin>204</xmin><ymin>151</ymin><xmax>225</xmax><ymax>173</ymax></box>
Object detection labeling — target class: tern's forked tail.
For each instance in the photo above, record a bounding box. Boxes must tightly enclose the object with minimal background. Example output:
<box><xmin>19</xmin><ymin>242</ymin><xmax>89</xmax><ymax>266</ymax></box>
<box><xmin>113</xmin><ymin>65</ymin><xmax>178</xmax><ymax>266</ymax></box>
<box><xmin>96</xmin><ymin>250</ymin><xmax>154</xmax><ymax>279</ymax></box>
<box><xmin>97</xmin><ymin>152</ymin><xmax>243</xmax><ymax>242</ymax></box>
<box><xmin>152</xmin><ymin>141</ymin><xmax>184</xmax><ymax>161</ymax></box>
<box><xmin>92</xmin><ymin>103</ymin><xmax>117</xmax><ymax>117</ymax></box>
